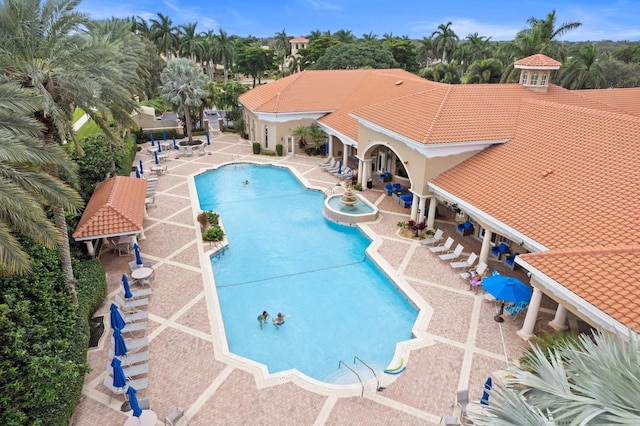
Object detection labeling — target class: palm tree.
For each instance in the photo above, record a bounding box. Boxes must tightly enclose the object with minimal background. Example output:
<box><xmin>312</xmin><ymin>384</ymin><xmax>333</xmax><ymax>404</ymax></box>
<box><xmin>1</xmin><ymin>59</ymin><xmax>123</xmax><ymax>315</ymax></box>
<box><xmin>0</xmin><ymin>0</ymin><xmax>137</xmax><ymax>302</ymax></box>
<box><xmin>201</xmin><ymin>31</ymin><xmax>218</xmax><ymax>80</ymax></box>
<box><xmin>468</xmin><ymin>330</ymin><xmax>640</xmax><ymax>424</ymax></box>
<box><xmin>466</xmin><ymin>59</ymin><xmax>503</xmax><ymax>84</ymax></box>
<box><xmin>150</xmin><ymin>12</ymin><xmax>179</xmax><ymax>60</ymax></box>
<box><xmin>0</xmin><ymin>79</ymin><xmax>82</xmax><ymax>276</ymax></box>
<box><xmin>560</xmin><ymin>44</ymin><xmax>606</xmax><ymax>89</ymax></box>
<box><xmin>159</xmin><ymin>58</ymin><xmax>207</xmax><ymax>144</ymax></box>
<box><xmin>466</xmin><ymin>33</ymin><xmax>493</xmax><ymax>63</ymax></box>
<box><xmin>274</xmin><ymin>29</ymin><xmax>290</xmax><ymax>72</ymax></box>
<box><xmin>132</xmin><ymin>15</ymin><xmax>151</xmax><ymax>39</ymax></box>
<box><xmin>333</xmin><ymin>29</ymin><xmax>356</xmax><ymax>44</ymax></box>
<box><xmin>214</xmin><ymin>29</ymin><xmax>235</xmax><ymax>82</ymax></box>
<box><xmin>307</xmin><ymin>30</ymin><xmax>323</xmax><ymax>42</ymax></box>
<box><xmin>431</xmin><ymin>22</ymin><xmax>459</xmax><ymax>63</ymax></box>
<box><xmin>179</xmin><ymin>22</ymin><xmax>203</xmax><ymax>62</ymax></box>
<box><xmin>308</xmin><ymin>123</ymin><xmax>326</xmax><ymax>152</ymax></box>
<box><xmin>292</xmin><ymin>125</ymin><xmax>309</xmax><ymax>148</ymax></box>
<box><xmin>527</xmin><ymin>10</ymin><xmax>582</xmax><ymax>41</ymax></box>
<box><xmin>362</xmin><ymin>32</ymin><xmax>378</xmax><ymax>42</ymax></box>
<box><xmin>416</xmin><ymin>36</ymin><xmax>435</xmax><ymax>68</ymax></box>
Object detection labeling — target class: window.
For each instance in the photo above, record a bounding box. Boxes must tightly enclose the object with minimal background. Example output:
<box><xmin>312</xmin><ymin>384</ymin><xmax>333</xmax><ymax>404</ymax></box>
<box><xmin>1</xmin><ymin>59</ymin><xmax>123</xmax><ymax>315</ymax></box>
<box><xmin>531</xmin><ymin>72</ymin><xmax>539</xmax><ymax>85</ymax></box>
<box><xmin>264</xmin><ymin>126</ymin><xmax>269</xmax><ymax>148</ymax></box>
<box><xmin>541</xmin><ymin>73</ymin><xmax>548</xmax><ymax>86</ymax></box>
<box><xmin>522</xmin><ymin>71</ymin><xmax>528</xmax><ymax>85</ymax></box>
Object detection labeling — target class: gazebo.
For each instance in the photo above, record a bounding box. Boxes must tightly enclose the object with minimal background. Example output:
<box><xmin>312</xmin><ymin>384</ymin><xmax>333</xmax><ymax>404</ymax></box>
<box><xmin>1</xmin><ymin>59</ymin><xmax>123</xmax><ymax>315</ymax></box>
<box><xmin>72</xmin><ymin>176</ymin><xmax>148</xmax><ymax>258</ymax></box>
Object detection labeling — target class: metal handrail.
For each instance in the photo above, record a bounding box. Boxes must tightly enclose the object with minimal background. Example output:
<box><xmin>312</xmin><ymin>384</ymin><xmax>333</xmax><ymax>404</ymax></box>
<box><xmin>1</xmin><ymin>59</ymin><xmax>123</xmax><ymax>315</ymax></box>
<box><xmin>324</xmin><ymin>186</ymin><xmax>334</xmax><ymax>198</ymax></box>
<box><xmin>354</xmin><ymin>356</ymin><xmax>380</xmax><ymax>392</ymax></box>
<box><xmin>338</xmin><ymin>360</ymin><xmax>364</xmax><ymax>397</ymax></box>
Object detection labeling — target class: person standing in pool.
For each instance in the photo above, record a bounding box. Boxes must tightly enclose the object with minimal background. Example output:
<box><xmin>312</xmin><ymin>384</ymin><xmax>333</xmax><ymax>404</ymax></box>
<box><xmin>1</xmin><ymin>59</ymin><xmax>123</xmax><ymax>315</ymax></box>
<box><xmin>257</xmin><ymin>311</ymin><xmax>270</xmax><ymax>329</ymax></box>
<box><xmin>273</xmin><ymin>312</ymin><xmax>286</xmax><ymax>329</ymax></box>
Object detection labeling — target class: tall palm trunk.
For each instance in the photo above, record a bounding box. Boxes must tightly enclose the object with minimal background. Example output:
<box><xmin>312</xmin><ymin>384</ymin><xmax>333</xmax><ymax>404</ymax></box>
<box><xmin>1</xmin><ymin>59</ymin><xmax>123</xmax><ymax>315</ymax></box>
<box><xmin>184</xmin><ymin>103</ymin><xmax>193</xmax><ymax>143</ymax></box>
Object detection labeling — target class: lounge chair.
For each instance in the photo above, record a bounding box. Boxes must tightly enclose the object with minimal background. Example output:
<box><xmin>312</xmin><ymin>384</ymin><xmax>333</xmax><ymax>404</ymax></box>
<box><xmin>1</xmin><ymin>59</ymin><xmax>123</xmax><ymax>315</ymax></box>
<box><xmin>115</xmin><ymin>294</ymin><xmax>149</xmax><ymax>312</ymax></box>
<box><xmin>439</xmin><ymin>244</ymin><xmax>464</xmax><ymax>261</ymax></box>
<box><xmin>109</xmin><ymin>349</ymin><xmax>150</xmax><ymax>366</ymax></box>
<box><xmin>450</xmin><ymin>252</ymin><xmax>478</xmax><ymax>271</ymax></box>
<box><xmin>505</xmin><ymin>300</ymin><xmax>530</xmax><ymax>318</ymax></box>
<box><xmin>321</xmin><ymin>158</ymin><xmax>336</xmax><ymax>170</ymax></box>
<box><xmin>400</xmin><ymin>193</ymin><xmax>413</xmax><ymax>208</ymax></box>
<box><xmin>124</xmin><ymin>286</ymin><xmax>152</xmax><ymax>300</ymax></box>
<box><xmin>460</xmin><ymin>261</ymin><xmax>488</xmax><ymax>279</ymax></box>
<box><xmin>420</xmin><ymin>229</ymin><xmax>444</xmax><ymax>246</ymax></box>
<box><xmin>429</xmin><ymin>237</ymin><xmax>454</xmax><ymax>253</ymax></box>
<box><xmin>442</xmin><ymin>416</ymin><xmax>461</xmax><ymax>426</ymax></box>
<box><xmin>505</xmin><ymin>252</ymin><xmax>520</xmax><ymax>269</ymax></box>
<box><xmin>337</xmin><ymin>167</ymin><xmax>353</xmax><ymax>178</ymax></box>
<box><xmin>102</xmin><ymin>375</ymin><xmax>148</xmax><ymax>398</ymax></box>
<box><xmin>108</xmin><ymin>361</ymin><xmax>149</xmax><ymax>379</ymax></box>
<box><xmin>177</xmin><ymin>144</ymin><xmax>185</xmax><ymax>157</ymax></box>
<box><xmin>490</xmin><ymin>243</ymin><xmax>510</xmax><ymax>259</ymax></box>
<box><xmin>326</xmin><ymin>161</ymin><xmax>342</xmax><ymax>173</ymax></box>
<box><xmin>120</xmin><ymin>321</ymin><xmax>148</xmax><ymax>337</ymax></box>
<box><xmin>165</xmin><ymin>407</ymin><xmax>188</xmax><ymax>426</ymax></box>
<box><xmin>124</xmin><ymin>310</ymin><xmax>149</xmax><ymax>323</ymax></box>
<box><xmin>318</xmin><ymin>156</ymin><xmax>333</xmax><ymax>166</ymax></box>
<box><xmin>384</xmin><ymin>183</ymin><xmax>393</xmax><ymax>195</ymax></box>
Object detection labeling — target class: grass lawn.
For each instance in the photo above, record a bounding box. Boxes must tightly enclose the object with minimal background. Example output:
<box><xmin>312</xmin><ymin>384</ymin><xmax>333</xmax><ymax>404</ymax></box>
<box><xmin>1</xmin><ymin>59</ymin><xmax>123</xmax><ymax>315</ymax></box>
<box><xmin>72</xmin><ymin>108</ymin><xmax>85</xmax><ymax>124</ymax></box>
<box><xmin>76</xmin><ymin>119</ymin><xmax>103</xmax><ymax>138</ymax></box>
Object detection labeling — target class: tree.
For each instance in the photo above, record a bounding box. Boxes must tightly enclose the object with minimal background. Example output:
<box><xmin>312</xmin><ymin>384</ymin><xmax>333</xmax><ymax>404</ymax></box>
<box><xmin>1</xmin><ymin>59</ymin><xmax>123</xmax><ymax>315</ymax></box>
<box><xmin>466</xmin><ymin>33</ymin><xmax>493</xmax><ymax>64</ymax></box>
<box><xmin>0</xmin><ymin>0</ymin><xmax>136</xmax><ymax>302</ymax></box>
<box><xmin>333</xmin><ymin>29</ymin><xmax>356</xmax><ymax>44</ymax></box>
<box><xmin>466</xmin><ymin>59</ymin><xmax>503</xmax><ymax>83</ymax></box>
<box><xmin>527</xmin><ymin>10</ymin><xmax>582</xmax><ymax>41</ymax></box>
<box><xmin>416</xmin><ymin>36</ymin><xmax>435</xmax><ymax>68</ymax></box>
<box><xmin>314</xmin><ymin>42</ymin><xmax>398</xmax><ymax>70</ymax></box>
<box><xmin>0</xmin><ymin>79</ymin><xmax>82</xmax><ymax>276</ymax></box>
<box><xmin>235</xmin><ymin>44</ymin><xmax>275</xmax><ymax>87</ymax></box>
<box><xmin>214</xmin><ymin>29</ymin><xmax>235</xmax><ymax>82</ymax></box>
<box><xmin>308</xmin><ymin>123</ymin><xmax>326</xmax><ymax>152</ymax></box>
<box><xmin>431</xmin><ymin>22</ymin><xmax>459</xmax><ymax>63</ymax></box>
<box><xmin>299</xmin><ymin>35</ymin><xmax>339</xmax><ymax>69</ymax></box>
<box><xmin>292</xmin><ymin>125</ymin><xmax>309</xmax><ymax>148</ymax></box>
<box><xmin>420</xmin><ymin>61</ymin><xmax>462</xmax><ymax>84</ymax></box>
<box><xmin>159</xmin><ymin>58</ymin><xmax>207</xmax><ymax>143</ymax></box>
<box><xmin>149</xmin><ymin>12</ymin><xmax>179</xmax><ymax>60</ymax></box>
<box><xmin>274</xmin><ymin>29</ymin><xmax>290</xmax><ymax>72</ymax></box>
<box><xmin>468</xmin><ymin>330</ymin><xmax>640</xmax><ymax>424</ymax></box>
<box><xmin>383</xmin><ymin>36</ymin><xmax>418</xmax><ymax>72</ymax></box>
<box><xmin>216</xmin><ymin>80</ymin><xmax>247</xmax><ymax>111</ymax></box>
<box><xmin>179</xmin><ymin>22</ymin><xmax>203</xmax><ymax>61</ymax></box>
<box><xmin>601</xmin><ymin>60</ymin><xmax>640</xmax><ymax>88</ymax></box>
<box><xmin>560</xmin><ymin>44</ymin><xmax>606</xmax><ymax>89</ymax></box>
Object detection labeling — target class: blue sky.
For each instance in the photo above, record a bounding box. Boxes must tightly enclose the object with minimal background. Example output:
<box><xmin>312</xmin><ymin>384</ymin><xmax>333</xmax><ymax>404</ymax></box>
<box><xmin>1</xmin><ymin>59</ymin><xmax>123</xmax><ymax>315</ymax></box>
<box><xmin>79</xmin><ymin>0</ymin><xmax>640</xmax><ymax>41</ymax></box>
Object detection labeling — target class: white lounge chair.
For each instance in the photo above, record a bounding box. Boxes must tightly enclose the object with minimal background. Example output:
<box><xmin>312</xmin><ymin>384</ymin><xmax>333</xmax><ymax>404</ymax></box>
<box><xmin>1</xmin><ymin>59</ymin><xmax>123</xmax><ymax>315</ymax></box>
<box><xmin>450</xmin><ymin>252</ymin><xmax>478</xmax><ymax>271</ymax></box>
<box><xmin>165</xmin><ymin>407</ymin><xmax>187</xmax><ymax>426</ymax></box>
<box><xmin>102</xmin><ymin>375</ymin><xmax>149</xmax><ymax>399</ymax></box>
<box><xmin>124</xmin><ymin>287</ymin><xmax>152</xmax><ymax>300</ymax></box>
<box><xmin>108</xmin><ymin>361</ymin><xmax>149</xmax><ymax>379</ymax></box>
<box><xmin>109</xmin><ymin>349</ymin><xmax>150</xmax><ymax>366</ymax></box>
<box><xmin>124</xmin><ymin>310</ymin><xmax>149</xmax><ymax>323</ymax></box>
<box><xmin>429</xmin><ymin>237</ymin><xmax>454</xmax><ymax>253</ymax></box>
<box><xmin>420</xmin><ymin>229</ymin><xmax>444</xmax><ymax>246</ymax></box>
<box><xmin>318</xmin><ymin>156</ymin><xmax>334</xmax><ymax>166</ymax></box>
<box><xmin>120</xmin><ymin>321</ymin><xmax>148</xmax><ymax>336</ymax></box>
<box><xmin>460</xmin><ymin>261</ymin><xmax>488</xmax><ymax>279</ymax></box>
<box><xmin>115</xmin><ymin>294</ymin><xmax>149</xmax><ymax>312</ymax></box>
<box><xmin>320</xmin><ymin>158</ymin><xmax>336</xmax><ymax>170</ymax></box>
<box><xmin>439</xmin><ymin>244</ymin><xmax>464</xmax><ymax>261</ymax></box>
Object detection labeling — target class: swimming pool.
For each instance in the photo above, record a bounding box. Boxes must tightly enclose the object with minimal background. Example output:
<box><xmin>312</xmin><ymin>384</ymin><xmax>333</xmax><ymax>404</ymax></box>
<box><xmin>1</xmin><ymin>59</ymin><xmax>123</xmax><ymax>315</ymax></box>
<box><xmin>195</xmin><ymin>164</ymin><xmax>417</xmax><ymax>383</ymax></box>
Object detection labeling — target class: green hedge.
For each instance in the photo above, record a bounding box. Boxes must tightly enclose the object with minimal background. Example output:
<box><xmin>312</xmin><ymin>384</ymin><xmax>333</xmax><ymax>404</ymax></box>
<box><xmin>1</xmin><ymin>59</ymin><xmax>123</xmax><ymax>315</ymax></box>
<box><xmin>0</xmin><ymin>239</ymin><xmax>106</xmax><ymax>425</ymax></box>
<box><xmin>252</xmin><ymin>142</ymin><xmax>261</xmax><ymax>154</ymax></box>
<box><xmin>132</xmin><ymin>128</ymin><xmax>181</xmax><ymax>144</ymax></box>
<box><xmin>117</xmin><ymin>135</ymin><xmax>138</xmax><ymax>177</ymax></box>
<box><xmin>276</xmin><ymin>144</ymin><xmax>283</xmax><ymax>156</ymax></box>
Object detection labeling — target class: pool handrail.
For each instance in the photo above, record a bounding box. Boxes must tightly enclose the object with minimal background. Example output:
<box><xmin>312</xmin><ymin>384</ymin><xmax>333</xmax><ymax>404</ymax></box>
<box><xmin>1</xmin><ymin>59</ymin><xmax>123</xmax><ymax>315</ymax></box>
<box><xmin>353</xmin><ymin>356</ymin><xmax>380</xmax><ymax>392</ymax></box>
<box><xmin>338</xmin><ymin>360</ymin><xmax>364</xmax><ymax>397</ymax></box>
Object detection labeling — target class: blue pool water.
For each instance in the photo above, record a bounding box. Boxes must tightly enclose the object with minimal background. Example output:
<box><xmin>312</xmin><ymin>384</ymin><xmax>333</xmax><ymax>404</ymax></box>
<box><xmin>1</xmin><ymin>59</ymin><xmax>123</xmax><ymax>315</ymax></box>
<box><xmin>195</xmin><ymin>164</ymin><xmax>417</xmax><ymax>383</ymax></box>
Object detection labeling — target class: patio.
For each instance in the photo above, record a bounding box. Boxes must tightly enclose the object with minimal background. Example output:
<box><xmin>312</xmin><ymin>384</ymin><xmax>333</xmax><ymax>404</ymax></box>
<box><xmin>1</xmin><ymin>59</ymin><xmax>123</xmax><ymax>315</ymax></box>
<box><xmin>70</xmin><ymin>132</ymin><xmax>556</xmax><ymax>425</ymax></box>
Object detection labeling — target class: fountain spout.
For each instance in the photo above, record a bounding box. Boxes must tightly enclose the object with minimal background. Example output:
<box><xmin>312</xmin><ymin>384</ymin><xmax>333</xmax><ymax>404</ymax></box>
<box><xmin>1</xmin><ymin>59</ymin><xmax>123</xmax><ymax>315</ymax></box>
<box><xmin>340</xmin><ymin>183</ymin><xmax>359</xmax><ymax>207</ymax></box>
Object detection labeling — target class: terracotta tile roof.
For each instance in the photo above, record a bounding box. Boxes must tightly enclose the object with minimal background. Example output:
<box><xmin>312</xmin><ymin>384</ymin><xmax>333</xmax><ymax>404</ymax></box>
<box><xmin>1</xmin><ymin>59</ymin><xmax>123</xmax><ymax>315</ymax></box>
<box><xmin>514</xmin><ymin>54</ymin><xmax>562</xmax><ymax>68</ymax></box>
<box><xmin>72</xmin><ymin>176</ymin><xmax>147</xmax><ymax>240</ymax></box>
<box><xmin>289</xmin><ymin>36</ymin><xmax>309</xmax><ymax>43</ymax></box>
<box><xmin>520</xmin><ymin>246</ymin><xmax>640</xmax><ymax>329</ymax></box>
<box><xmin>575</xmin><ymin>87</ymin><xmax>640</xmax><ymax>117</ymax></box>
<box><xmin>430</xmin><ymin>99</ymin><xmax>640</xmax><ymax>250</ymax></box>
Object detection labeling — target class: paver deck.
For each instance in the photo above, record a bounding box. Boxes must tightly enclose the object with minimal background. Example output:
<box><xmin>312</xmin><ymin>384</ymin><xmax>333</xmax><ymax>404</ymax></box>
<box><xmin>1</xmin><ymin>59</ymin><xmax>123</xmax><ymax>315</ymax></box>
<box><xmin>70</xmin><ymin>133</ymin><xmax>554</xmax><ymax>425</ymax></box>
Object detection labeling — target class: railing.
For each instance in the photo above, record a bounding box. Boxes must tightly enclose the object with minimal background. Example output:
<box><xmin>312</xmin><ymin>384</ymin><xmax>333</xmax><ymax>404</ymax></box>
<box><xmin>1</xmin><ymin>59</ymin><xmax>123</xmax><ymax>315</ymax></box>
<box><xmin>354</xmin><ymin>356</ymin><xmax>380</xmax><ymax>392</ymax></box>
<box><xmin>324</xmin><ymin>186</ymin><xmax>334</xmax><ymax>198</ymax></box>
<box><xmin>338</xmin><ymin>360</ymin><xmax>364</xmax><ymax>397</ymax></box>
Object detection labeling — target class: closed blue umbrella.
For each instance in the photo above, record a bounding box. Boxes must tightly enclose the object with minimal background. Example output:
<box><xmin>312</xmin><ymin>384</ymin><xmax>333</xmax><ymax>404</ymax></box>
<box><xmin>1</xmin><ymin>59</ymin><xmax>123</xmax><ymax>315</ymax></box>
<box><xmin>135</xmin><ymin>169</ymin><xmax>140</xmax><ymax>178</ymax></box>
<box><xmin>206</xmin><ymin>133</ymin><xmax>210</xmax><ymax>145</ymax></box>
<box><xmin>122</xmin><ymin>274</ymin><xmax>133</xmax><ymax>299</ymax></box>
<box><xmin>336</xmin><ymin>160</ymin><xmax>342</xmax><ymax>175</ymax></box>
<box><xmin>173</xmin><ymin>136</ymin><xmax>177</xmax><ymax>150</ymax></box>
<box><xmin>157</xmin><ymin>141</ymin><xmax>162</xmax><ymax>153</ymax></box>
<box><xmin>113</xmin><ymin>328</ymin><xmax>128</xmax><ymax>356</ymax></box>
<box><xmin>481</xmin><ymin>376</ymin><xmax>492</xmax><ymax>405</ymax></box>
<box><xmin>162</xmin><ymin>130</ymin><xmax>167</xmax><ymax>141</ymax></box>
<box><xmin>133</xmin><ymin>243</ymin><xmax>142</xmax><ymax>265</ymax></box>
<box><xmin>154</xmin><ymin>150</ymin><xmax>159</xmax><ymax>165</ymax></box>
<box><xmin>150</xmin><ymin>133</ymin><xmax>154</xmax><ymax>146</ymax></box>
<box><xmin>139</xmin><ymin>160</ymin><xmax>144</xmax><ymax>175</ymax></box>
<box><xmin>110</xmin><ymin>303</ymin><xmax>126</xmax><ymax>330</ymax></box>
<box><xmin>111</xmin><ymin>357</ymin><xmax>127</xmax><ymax>389</ymax></box>
<box><xmin>126</xmin><ymin>386</ymin><xmax>143</xmax><ymax>418</ymax></box>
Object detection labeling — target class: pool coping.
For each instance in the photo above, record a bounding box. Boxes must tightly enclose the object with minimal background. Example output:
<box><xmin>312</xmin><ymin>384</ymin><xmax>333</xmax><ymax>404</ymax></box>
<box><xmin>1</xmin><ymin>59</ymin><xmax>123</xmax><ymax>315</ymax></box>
<box><xmin>189</xmin><ymin>160</ymin><xmax>436</xmax><ymax>398</ymax></box>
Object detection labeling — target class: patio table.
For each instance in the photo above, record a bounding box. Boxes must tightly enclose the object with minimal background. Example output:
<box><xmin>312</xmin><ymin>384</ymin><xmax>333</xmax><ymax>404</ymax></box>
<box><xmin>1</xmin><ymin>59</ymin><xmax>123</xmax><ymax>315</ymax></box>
<box><xmin>130</xmin><ymin>267</ymin><xmax>153</xmax><ymax>281</ymax></box>
<box><xmin>123</xmin><ymin>410</ymin><xmax>157</xmax><ymax>426</ymax></box>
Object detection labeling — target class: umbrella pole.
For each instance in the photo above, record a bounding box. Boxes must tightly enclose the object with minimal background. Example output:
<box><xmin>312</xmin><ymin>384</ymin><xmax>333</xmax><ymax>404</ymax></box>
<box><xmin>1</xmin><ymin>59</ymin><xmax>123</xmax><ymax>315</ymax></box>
<box><xmin>494</xmin><ymin>302</ymin><xmax>505</xmax><ymax>323</ymax></box>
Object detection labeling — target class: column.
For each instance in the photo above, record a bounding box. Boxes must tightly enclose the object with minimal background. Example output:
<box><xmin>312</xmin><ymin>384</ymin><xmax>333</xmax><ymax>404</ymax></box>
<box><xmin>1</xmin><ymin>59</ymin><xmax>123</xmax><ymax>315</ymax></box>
<box><xmin>342</xmin><ymin>146</ymin><xmax>349</xmax><ymax>170</ymax></box>
<box><xmin>479</xmin><ymin>230</ymin><xmax>492</xmax><ymax>266</ymax></box>
<box><xmin>410</xmin><ymin>194</ymin><xmax>419</xmax><ymax>221</ymax></box>
<box><xmin>549</xmin><ymin>305</ymin><xmax>568</xmax><ymax>331</ymax></box>
<box><xmin>418</xmin><ymin>196</ymin><xmax>427</xmax><ymax>223</ymax></box>
<box><xmin>517</xmin><ymin>287</ymin><xmax>543</xmax><ymax>340</ymax></box>
<box><xmin>361</xmin><ymin>159</ymin><xmax>372</xmax><ymax>188</ymax></box>
<box><xmin>357</xmin><ymin>159</ymin><xmax>364</xmax><ymax>186</ymax></box>
<box><xmin>328</xmin><ymin>135</ymin><xmax>334</xmax><ymax>157</ymax></box>
<box><xmin>426</xmin><ymin>197</ymin><xmax>438</xmax><ymax>229</ymax></box>
<box><xmin>84</xmin><ymin>240</ymin><xmax>95</xmax><ymax>258</ymax></box>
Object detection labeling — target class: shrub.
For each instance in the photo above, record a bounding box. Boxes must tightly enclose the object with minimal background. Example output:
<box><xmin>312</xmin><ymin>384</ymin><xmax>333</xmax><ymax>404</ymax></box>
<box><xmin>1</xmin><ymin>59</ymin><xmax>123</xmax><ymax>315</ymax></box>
<box><xmin>276</xmin><ymin>144</ymin><xmax>283</xmax><ymax>156</ymax></box>
<box><xmin>196</xmin><ymin>211</ymin><xmax>209</xmax><ymax>230</ymax></box>
<box><xmin>205</xmin><ymin>211</ymin><xmax>220</xmax><ymax>226</ymax></box>
<box><xmin>203</xmin><ymin>227</ymin><xmax>225</xmax><ymax>242</ymax></box>
<box><xmin>261</xmin><ymin>149</ymin><xmax>276</xmax><ymax>156</ymax></box>
<box><xmin>252</xmin><ymin>142</ymin><xmax>261</xmax><ymax>154</ymax></box>
<box><xmin>353</xmin><ymin>183</ymin><xmax>363</xmax><ymax>191</ymax></box>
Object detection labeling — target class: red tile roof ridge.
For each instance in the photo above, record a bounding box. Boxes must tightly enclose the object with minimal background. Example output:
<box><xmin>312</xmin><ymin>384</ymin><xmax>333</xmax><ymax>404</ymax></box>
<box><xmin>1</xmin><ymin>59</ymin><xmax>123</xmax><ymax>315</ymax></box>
<box><xmin>520</xmin><ymin>97</ymin><xmax>640</xmax><ymax>123</ymax></box>
<box><xmin>422</xmin><ymin>85</ymin><xmax>454</xmax><ymax>144</ymax></box>
<box><xmin>521</xmin><ymin>245</ymin><xmax>640</xmax><ymax>260</ymax></box>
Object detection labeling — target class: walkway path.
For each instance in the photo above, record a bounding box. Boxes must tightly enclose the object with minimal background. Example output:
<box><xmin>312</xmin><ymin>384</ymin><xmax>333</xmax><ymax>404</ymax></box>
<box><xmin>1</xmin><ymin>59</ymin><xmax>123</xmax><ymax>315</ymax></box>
<box><xmin>70</xmin><ymin>133</ymin><xmax>549</xmax><ymax>425</ymax></box>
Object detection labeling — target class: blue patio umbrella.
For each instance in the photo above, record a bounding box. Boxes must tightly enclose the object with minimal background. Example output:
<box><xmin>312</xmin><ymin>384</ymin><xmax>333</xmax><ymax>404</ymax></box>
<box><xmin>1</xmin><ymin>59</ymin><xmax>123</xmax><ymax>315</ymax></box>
<box><xmin>110</xmin><ymin>303</ymin><xmax>126</xmax><ymax>330</ymax></box>
<box><xmin>126</xmin><ymin>386</ymin><xmax>143</xmax><ymax>418</ymax></box>
<box><xmin>139</xmin><ymin>160</ymin><xmax>144</xmax><ymax>175</ymax></box>
<box><xmin>483</xmin><ymin>275</ymin><xmax>532</xmax><ymax>322</ymax></box>
<box><xmin>150</xmin><ymin>133</ymin><xmax>154</xmax><ymax>146</ymax></box>
<box><xmin>173</xmin><ymin>136</ymin><xmax>177</xmax><ymax>150</ymax></box>
<box><xmin>480</xmin><ymin>376</ymin><xmax>492</xmax><ymax>405</ymax></box>
<box><xmin>111</xmin><ymin>357</ymin><xmax>127</xmax><ymax>389</ymax></box>
<box><xmin>122</xmin><ymin>274</ymin><xmax>133</xmax><ymax>299</ymax></box>
<box><xmin>162</xmin><ymin>130</ymin><xmax>167</xmax><ymax>141</ymax></box>
<box><xmin>133</xmin><ymin>243</ymin><xmax>142</xmax><ymax>265</ymax></box>
<box><xmin>336</xmin><ymin>159</ymin><xmax>342</xmax><ymax>175</ymax></box>
<box><xmin>154</xmin><ymin>150</ymin><xmax>159</xmax><ymax>165</ymax></box>
<box><xmin>206</xmin><ymin>133</ymin><xmax>210</xmax><ymax>145</ymax></box>
<box><xmin>113</xmin><ymin>328</ymin><xmax>128</xmax><ymax>357</ymax></box>
<box><xmin>135</xmin><ymin>169</ymin><xmax>140</xmax><ymax>178</ymax></box>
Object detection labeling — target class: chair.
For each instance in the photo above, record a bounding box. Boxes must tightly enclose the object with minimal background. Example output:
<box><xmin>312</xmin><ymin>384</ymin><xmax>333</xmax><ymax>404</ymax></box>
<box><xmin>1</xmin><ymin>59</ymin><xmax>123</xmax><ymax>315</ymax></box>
<box><xmin>439</xmin><ymin>244</ymin><xmax>464</xmax><ymax>261</ymax></box>
<box><xmin>400</xmin><ymin>193</ymin><xmax>413</xmax><ymax>208</ymax></box>
<box><xmin>110</xmin><ymin>349</ymin><xmax>150</xmax><ymax>366</ymax></box>
<box><xmin>505</xmin><ymin>300</ymin><xmax>530</xmax><ymax>318</ymax></box>
<box><xmin>120</xmin><ymin>320</ymin><xmax>148</xmax><ymax>337</ymax></box>
<box><xmin>450</xmin><ymin>252</ymin><xmax>477</xmax><ymax>271</ymax></box>
<box><xmin>456</xmin><ymin>389</ymin><xmax>469</xmax><ymax>415</ymax></box>
<box><xmin>129</xmin><ymin>260</ymin><xmax>152</xmax><ymax>273</ymax></box>
<box><xmin>460</xmin><ymin>261</ymin><xmax>488</xmax><ymax>279</ymax></box>
<box><xmin>321</xmin><ymin>158</ymin><xmax>336</xmax><ymax>170</ymax></box>
<box><xmin>165</xmin><ymin>407</ymin><xmax>188</xmax><ymax>426</ymax></box>
<box><xmin>124</xmin><ymin>286</ymin><xmax>152</xmax><ymax>300</ymax></box>
<box><xmin>420</xmin><ymin>229</ymin><xmax>444</xmax><ymax>246</ymax></box>
<box><xmin>115</xmin><ymin>294</ymin><xmax>149</xmax><ymax>312</ymax></box>
<box><xmin>505</xmin><ymin>253</ymin><xmax>520</xmax><ymax>269</ymax></box>
<box><xmin>145</xmin><ymin>196</ymin><xmax>156</xmax><ymax>208</ymax></box>
<box><xmin>379</xmin><ymin>172</ymin><xmax>391</xmax><ymax>182</ymax></box>
<box><xmin>430</xmin><ymin>237</ymin><xmax>454</xmax><ymax>253</ymax></box>
<box><xmin>392</xmin><ymin>183</ymin><xmax>402</xmax><ymax>193</ymax></box>
<box><xmin>158</xmin><ymin>153</ymin><xmax>169</xmax><ymax>162</ymax></box>
<box><xmin>198</xmin><ymin>144</ymin><xmax>206</xmax><ymax>155</ymax></box>
<box><xmin>457</xmin><ymin>221</ymin><xmax>474</xmax><ymax>236</ymax></box>
<box><xmin>318</xmin><ymin>156</ymin><xmax>333</xmax><ymax>166</ymax></box>
<box><xmin>384</xmin><ymin>183</ymin><xmax>393</xmax><ymax>195</ymax></box>
<box><xmin>442</xmin><ymin>416</ymin><xmax>460</xmax><ymax>426</ymax></box>
<box><xmin>490</xmin><ymin>243</ymin><xmax>509</xmax><ymax>259</ymax></box>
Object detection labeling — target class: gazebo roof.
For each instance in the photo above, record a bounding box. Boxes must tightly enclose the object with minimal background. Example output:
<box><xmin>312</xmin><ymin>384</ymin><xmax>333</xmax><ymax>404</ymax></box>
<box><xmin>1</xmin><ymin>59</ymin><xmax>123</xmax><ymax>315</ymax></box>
<box><xmin>72</xmin><ymin>176</ymin><xmax>147</xmax><ymax>241</ymax></box>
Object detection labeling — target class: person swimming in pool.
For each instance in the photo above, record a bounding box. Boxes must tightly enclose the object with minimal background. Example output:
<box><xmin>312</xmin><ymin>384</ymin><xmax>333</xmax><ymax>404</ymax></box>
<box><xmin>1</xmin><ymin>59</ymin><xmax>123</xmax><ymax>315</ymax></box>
<box><xmin>273</xmin><ymin>312</ymin><xmax>286</xmax><ymax>329</ymax></box>
<box><xmin>257</xmin><ymin>311</ymin><xmax>270</xmax><ymax>330</ymax></box>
